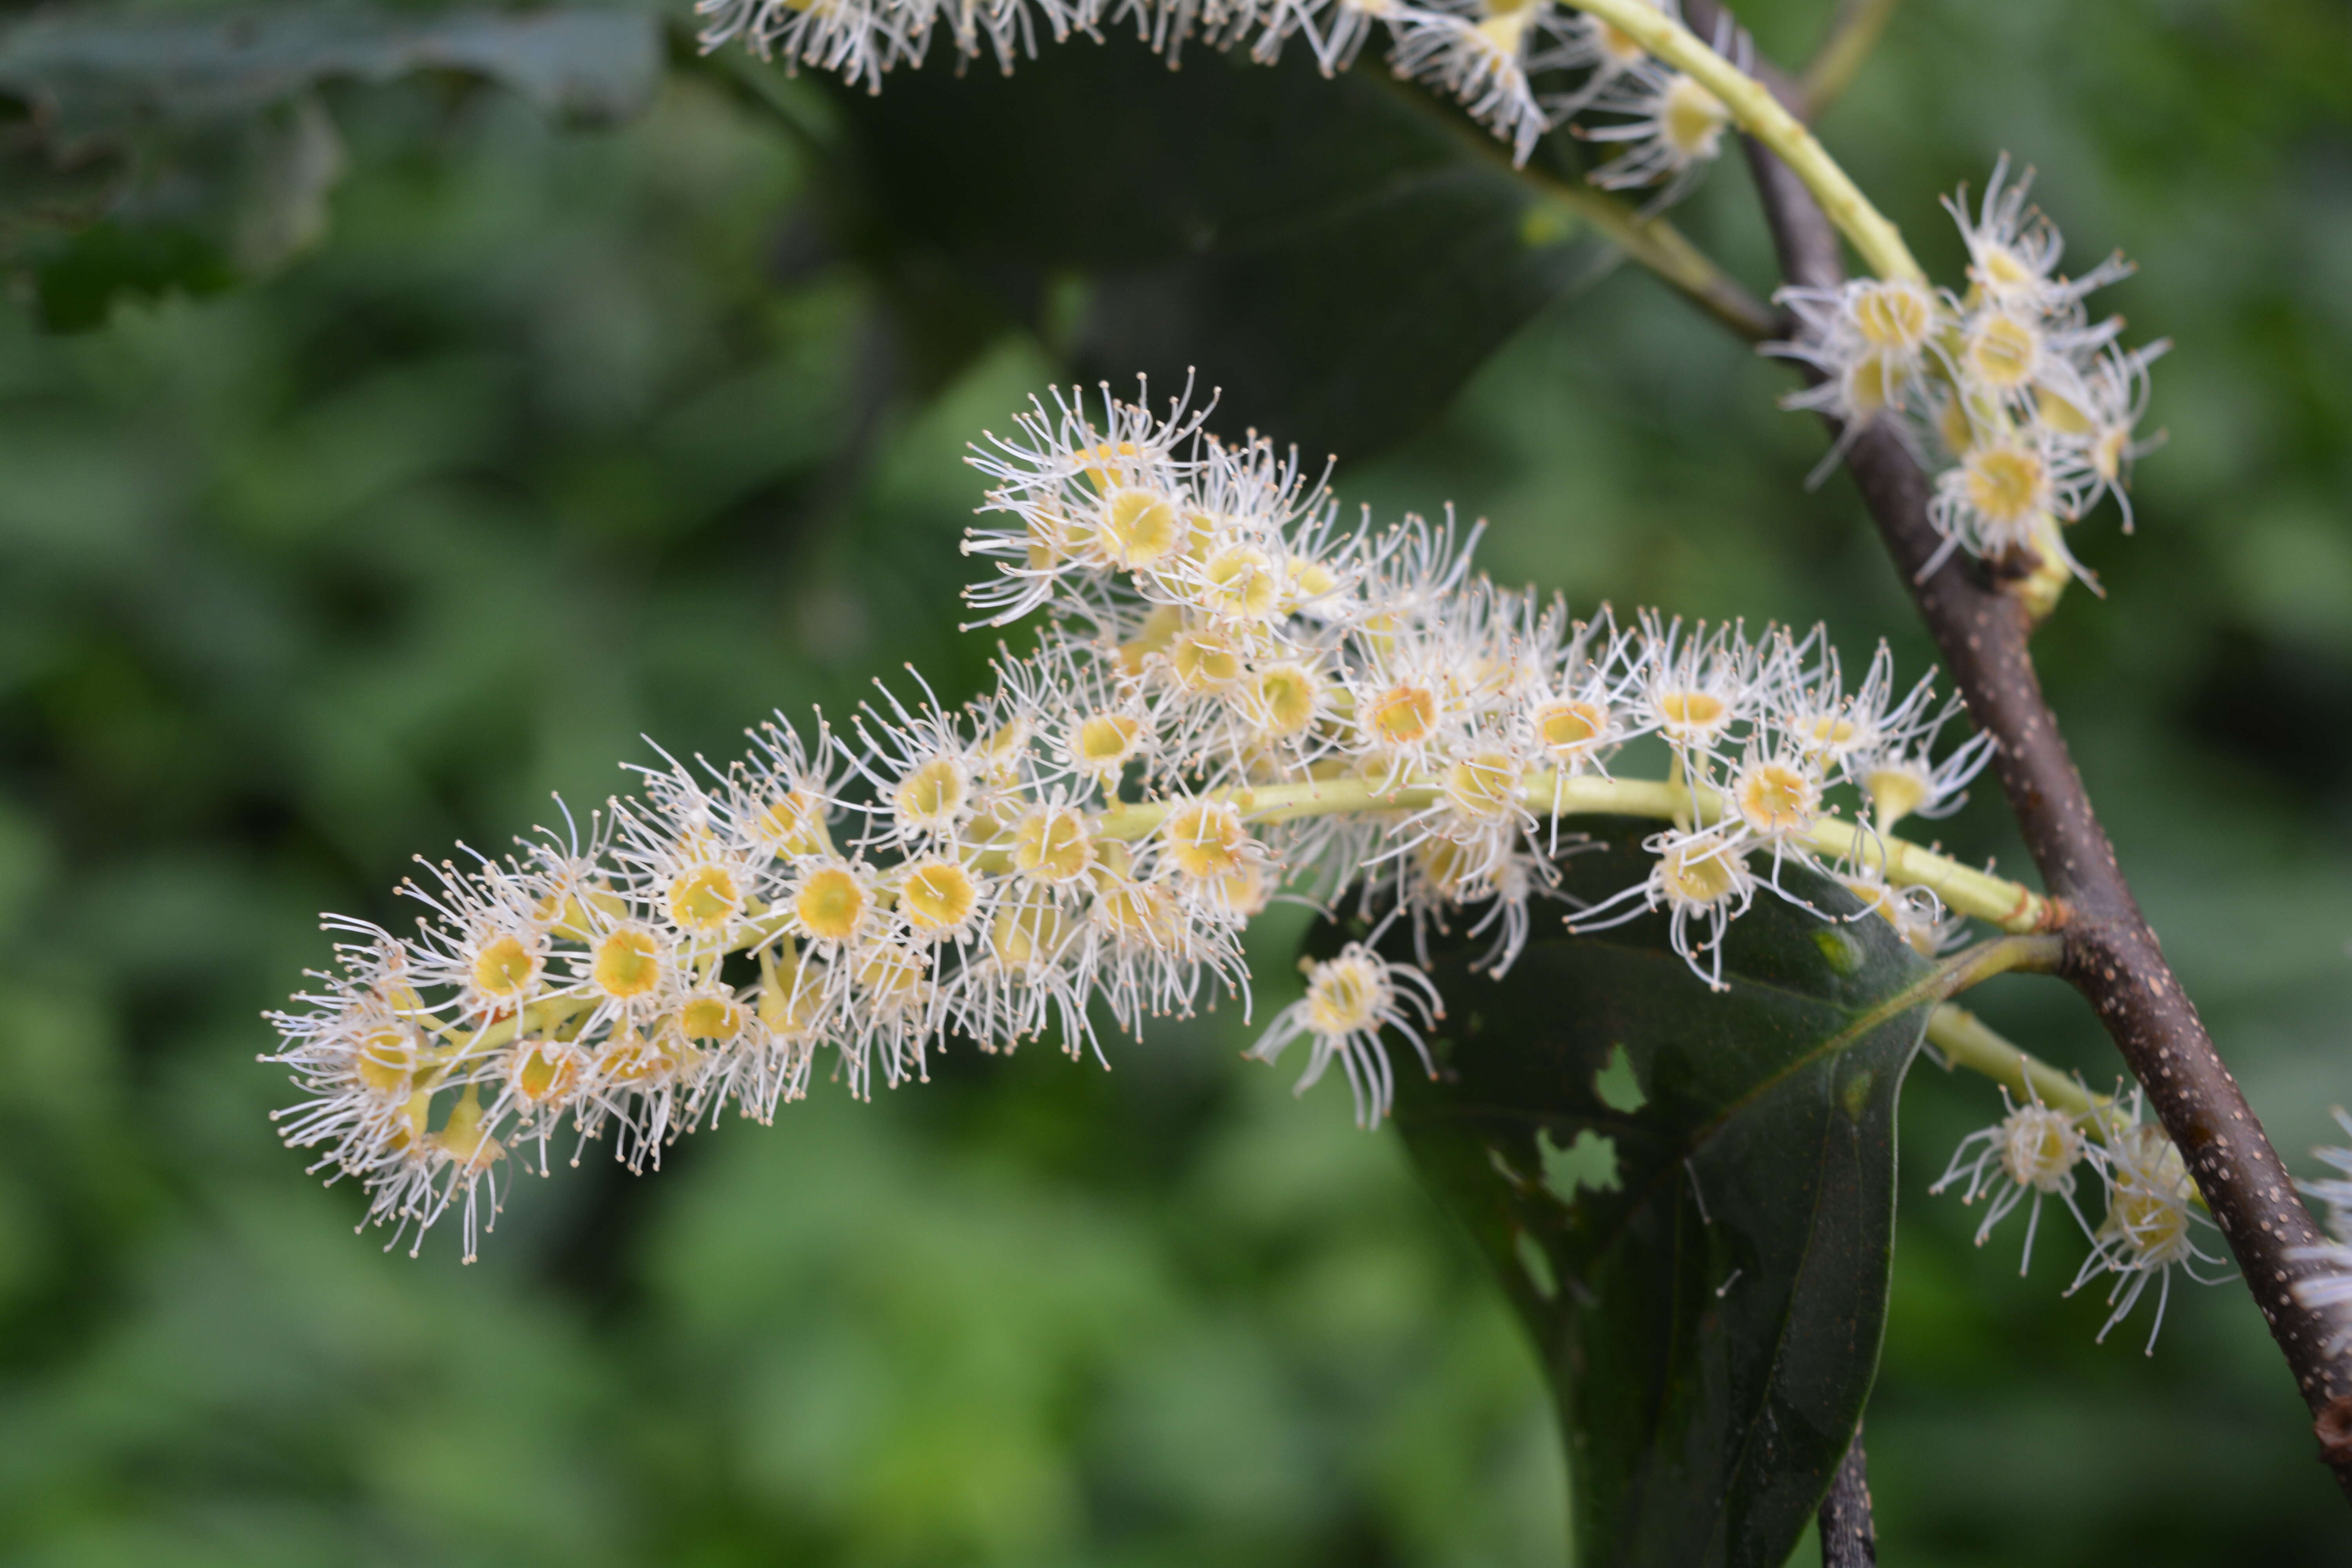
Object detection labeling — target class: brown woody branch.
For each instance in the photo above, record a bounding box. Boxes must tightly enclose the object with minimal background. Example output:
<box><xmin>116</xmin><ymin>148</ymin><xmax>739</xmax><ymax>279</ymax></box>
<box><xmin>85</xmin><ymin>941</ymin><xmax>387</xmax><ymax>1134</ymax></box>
<box><xmin>1673</xmin><ymin>0</ymin><xmax>2352</xmax><ymax>1497</ymax></box>
<box><xmin>1818</xmin><ymin>1425</ymin><xmax>1878</xmax><ymax>1567</ymax></box>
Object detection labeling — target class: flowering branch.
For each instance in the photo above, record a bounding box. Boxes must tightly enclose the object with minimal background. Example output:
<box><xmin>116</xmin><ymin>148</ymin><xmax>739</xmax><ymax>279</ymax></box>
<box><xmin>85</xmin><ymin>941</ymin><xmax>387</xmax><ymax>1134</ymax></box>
<box><xmin>1550</xmin><ymin>0</ymin><xmax>1921</xmax><ymax>282</ymax></box>
<box><xmin>269</xmin><ymin>377</ymin><xmax>2051</xmax><ymax>1265</ymax></box>
<box><xmin>1682</xmin><ymin>1</ymin><xmax>2352</xmax><ymax>1489</ymax></box>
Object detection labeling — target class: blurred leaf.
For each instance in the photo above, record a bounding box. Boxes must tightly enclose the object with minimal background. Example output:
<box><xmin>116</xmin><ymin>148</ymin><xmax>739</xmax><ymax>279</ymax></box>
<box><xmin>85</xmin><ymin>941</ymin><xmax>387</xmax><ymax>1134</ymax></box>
<box><xmin>0</xmin><ymin>6</ymin><xmax>662</xmax><ymax>145</ymax></box>
<box><xmin>0</xmin><ymin>4</ymin><xmax>662</xmax><ymax>327</ymax></box>
<box><xmin>228</xmin><ymin>89</ymin><xmax>344</xmax><ymax>270</ymax></box>
<box><xmin>1327</xmin><ymin>826</ymin><xmax>1938</xmax><ymax>1567</ymax></box>
<box><xmin>822</xmin><ymin>37</ymin><xmax>1597</xmax><ymax>457</ymax></box>
<box><xmin>29</xmin><ymin>215</ymin><xmax>236</xmax><ymax>328</ymax></box>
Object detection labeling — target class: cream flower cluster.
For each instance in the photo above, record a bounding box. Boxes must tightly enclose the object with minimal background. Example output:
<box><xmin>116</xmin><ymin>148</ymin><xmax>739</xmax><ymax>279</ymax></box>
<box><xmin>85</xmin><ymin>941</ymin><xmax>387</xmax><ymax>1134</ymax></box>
<box><xmin>267</xmin><ymin>381</ymin><xmax>2001</xmax><ymax>1260</ymax></box>
<box><xmin>1933</xmin><ymin>1084</ymin><xmax>2226</xmax><ymax>1353</ymax></box>
<box><xmin>1772</xmin><ymin>158</ymin><xmax>2166</xmax><ymax>589</ymax></box>
<box><xmin>698</xmin><ymin>0</ymin><xmax>1735</xmax><ymax>177</ymax></box>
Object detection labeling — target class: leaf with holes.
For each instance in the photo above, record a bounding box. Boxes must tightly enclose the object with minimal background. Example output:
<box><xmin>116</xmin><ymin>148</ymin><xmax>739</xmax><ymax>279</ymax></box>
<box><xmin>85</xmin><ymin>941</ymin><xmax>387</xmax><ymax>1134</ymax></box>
<box><xmin>1316</xmin><ymin>824</ymin><xmax>1940</xmax><ymax>1568</ymax></box>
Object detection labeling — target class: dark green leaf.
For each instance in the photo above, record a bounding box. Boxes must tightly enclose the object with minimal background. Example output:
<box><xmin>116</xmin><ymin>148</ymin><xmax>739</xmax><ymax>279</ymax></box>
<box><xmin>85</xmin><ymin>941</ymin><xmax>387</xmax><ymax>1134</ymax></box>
<box><xmin>0</xmin><ymin>7</ymin><xmax>662</xmax><ymax>147</ymax></box>
<box><xmin>1320</xmin><ymin>825</ymin><xmax>1940</xmax><ymax>1568</ymax></box>
<box><xmin>0</xmin><ymin>5</ymin><xmax>662</xmax><ymax>327</ymax></box>
<box><xmin>31</xmin><ymin>217</ymin><xmax>236</xmax><ymax>329</ymax></box>
<box><xmin>824</xmin><ymin>36</ymin><xmax>1599</xmax><ymax>457</ymax></box>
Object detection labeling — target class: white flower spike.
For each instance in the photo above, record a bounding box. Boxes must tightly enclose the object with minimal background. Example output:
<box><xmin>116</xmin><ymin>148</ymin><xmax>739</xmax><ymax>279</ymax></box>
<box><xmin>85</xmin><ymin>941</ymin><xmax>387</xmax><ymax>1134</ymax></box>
<box><xmin>267</xmin><ymin>383</ymin><xmax>2017</xmax><ymax>1258</ymax></box>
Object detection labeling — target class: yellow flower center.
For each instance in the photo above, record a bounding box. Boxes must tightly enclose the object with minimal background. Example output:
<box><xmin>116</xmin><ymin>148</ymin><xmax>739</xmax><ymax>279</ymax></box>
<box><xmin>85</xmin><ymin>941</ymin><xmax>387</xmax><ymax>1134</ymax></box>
<box><xmin>1251</xmin><ymin>662</ymin><xmax>1321</xmax><ymax>736</ymax></box>
<box><xmin>1201</xmin><ymin>545</ymin><xmax>1280</xmax><ymax>621</ymax></box>
<box><xmin>1851</xmin><ymin>281</ymin><xmax>1933</xmax><ymax>352</ymax></box>
<box><xmin>1012</xmin><ymin>806</ymin><xmax>1094</xmax><ymax>884</ymax></box>
<box><xmin>1938</xmin><ymin>396</ymin><xmax>1978</xmax><ymax>458</ymax></box>
<box><xmin>431</xmin><ymin>1095</ymin><xmax>503</xmax><ymax>1171</ymax></box>
<box><xmin>894</xmin><ymin>757</ymin><xmax>968</xmax><ymax>831</ymax></box>
<box><xmin>1023</xmin><ymin>499</ymin><xmax>1075</xmax><ymax>571</ymax></box>
<box><xmin>1094</xmin><ymin>878</ymin><xmax>1175</xmax><ymax>944</ymax></box>
<box><xmin>1369</xmin><ymin>683</ymin><xmax>1437</xmax><ymax>746</ymax></box>
<box><xmin>354</xmin><ymin>1023</ymin><xmax>418</xmax><ymax>1095</ymax></box>
<box><xmin>1800</xmin><ymin>713</ymin><xmax>1859</xmax><ymax>753</ymax></box>
<box><xmin>1656</xmin><ymin>689</ymin><xmax>1727</xmax><ymax>732</ymax></box>
<box><xmin>1965</xmin><ymin>312</ymin><xmax>2039</xmax><ymax>389</ymax></box>
<box><xmin>1963</xmin><ymin>445</ymin><xmax>2044</xmax><ymax>524</ymax></box>
<box><xmin>1170</xmin><ymin>629</ymin><xmax>1244</xmax><ymax>691</ymax></box>
<box><xmin>1735</xmin><ymin>761</ymin><xmax>1816</xmax><ymax>834</ymax></box>
<box><xmin>2000</xmin><ymin>1105</ymin><xmax>2080</xmax><ymax>1191</ymax></box>
<box><xmin>679</xmin><ymin>991</ymin><xmax>746</xmax><ymax>1042</ymax></box>
<box><xmin>751</xmin><ymin>790</ymin><xmax>825</xmax><ymax>856</ymax></box>
<box><xmin>1661</xmin><ymin>75</ymin><xmax>1729</xmax><ymax>158</ymax></box>
<box><xmin>1444</xmin><ymin>750</ymin><xmax>1520</xmax><ymax>818</ymax></box>
<box><xmin>600</xmin><ymin>1026</ymin><xmax>685</xmax><ymax>1084</ymax></box>
<box><xmin>1535</xmin><ymin>699</ymin><xmax>1608</xmax><ymax>760</ymax></box>
<box><xmin>758</xmin><ymin>950</ymin><xmax>825</xmax><ymax>1039</ymax></box>
<box><xmin>1418</xmin><ymin>837</ymin><xmax>1474</xmax><ymax>897</ymax></box>
<box><xmin>1475</xmin><ymin>8</ymin><xmax>1532</xmax><ymax>55</ymax></box>
<box><xmin>1661</xmin><ymin>842</ymin><xmax>1743</xmax><ymax>907</ymax></box>
<box><xmin>470</xmin><ymin>933</ymin><xmax>539</xmax><ymax>1001</ymax></box>
<box><xmin>1099</xmin><ymin>486</ymin><xmax>1182</xmax><ymax>568</ymax></box>
<box><xmin>668</xmin><ymin>863</ymin><xmax>742</xmax><ymax>935</ymax></box>
<box><xmin>2093</xmin><ymin>426</ymin><xmax>2129</xmax><ymax>484</ymax></box>
<box><xmin>1163</xmin><ymin>800</ymin><xmax>1247</xmax><ymax>879</ymax></box>
<box><xmin>592</xmin><ymin>926</ymin><xmax>664</xmax><ymax>1000</ymax></box>
<box><xmin>1977</xmin><ymin>245</ymin><xmax>2038</xmax><ymax>293</ymax></box>
<box><xmin>510</xmin><ymin>1041</ymin><xmax>579</xmax><ymax>1104</ymax></box>
<box><xmin>2035</xmin><ymin>385</ymin><xmax>2094</xmax><ymax>438</ymax></box>
<box><xmin>1217</xmin><ymin>862</ymin><xmax>1274</xmax><ymax>917</ymax></box>
<box><xmin>900</xmin><ymin>858</ymin><xmax>981</xmax><ymax>935</ymax></box>
<box><xmin>1305</xmin><ymin>954</ymin><xmax>1385</xmax><ymax>1036</ymax></box>
<box><xmin>794</xmin><ymin>866</ymin><xmax>866</xmax><ymax>942</ymax></box>
<box><xmin>1865</xmin><ymin>766</ymin><xmax>1932</xmax><ymax>829</ymax></box>
<box><xmin>1074</xmin><ymin>712</ymin><xmax>1143</xmax><ymax>774</ymax></box>
<box><xmin>1075</xmin><ymin>440</ymin><xmax>1142</xmax><ymax>493</ymax></box>
<box><xmin>1845</xmin><ymin>352</ymin><xmax>1895</xmax><ymax>418</ymax></box>
<box><xmin>1285</xmin><ymin>559</ymin><xmax>1338</xmax><ymax>608</ymax></box>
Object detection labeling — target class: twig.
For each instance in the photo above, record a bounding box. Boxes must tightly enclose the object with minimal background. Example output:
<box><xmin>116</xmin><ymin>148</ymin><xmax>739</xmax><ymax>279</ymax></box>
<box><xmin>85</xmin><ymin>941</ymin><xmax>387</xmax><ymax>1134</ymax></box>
<box><xmin>1818</xmin><ymin>1424</ymin><xmax>1878</xmax><ymax>1567</ymax></box>
<box><xmin>1929</xmin><ymin>933</ymin><xmax>2064</xmax><ymax>998</ymax></box>
<box><xmin>1798</xmin><ymin>0</ymin><xmax>1900</xmax><ymax>118</ymax></box>
<box><xmin>1372</xmin><ymin>69</ymin><xmax>1779</xmax><ymax>341</ymax></box>
<box><xmin>1927</xmin><ymin>1003</ymin><xmax>2111</xmax><ymax>1127</ymax></box>
<box><xmin>1676</xmin><ymin>0</ymin><xmax>2352</xmax><ymax>1495</ymax></box>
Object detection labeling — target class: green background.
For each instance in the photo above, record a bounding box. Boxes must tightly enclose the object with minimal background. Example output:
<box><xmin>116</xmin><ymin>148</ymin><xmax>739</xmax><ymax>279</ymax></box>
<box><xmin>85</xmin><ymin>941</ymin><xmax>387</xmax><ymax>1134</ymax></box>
<box><xmin>2</xmin><ymin>0</ymin><xmax>2350</xmax><ymax>1562</ymax></box>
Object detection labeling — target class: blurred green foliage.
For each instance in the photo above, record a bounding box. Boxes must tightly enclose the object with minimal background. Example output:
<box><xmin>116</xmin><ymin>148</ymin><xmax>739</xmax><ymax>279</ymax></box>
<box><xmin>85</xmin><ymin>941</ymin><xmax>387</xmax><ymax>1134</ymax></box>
<box><xmin>0</xmin><ymin>0</ymin><xmax>2348</xmax><ymax>1563</ymax></box>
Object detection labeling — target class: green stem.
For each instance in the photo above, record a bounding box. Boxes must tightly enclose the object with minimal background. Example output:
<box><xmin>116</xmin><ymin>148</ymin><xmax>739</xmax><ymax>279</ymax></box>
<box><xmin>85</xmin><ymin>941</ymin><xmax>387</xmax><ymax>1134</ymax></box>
<box><xmin>1559</xmin><ymin>0</ymin><xmax>1926</xmax><ymax>283</ymax></box>
<box><xmin>1926</xmin><ymin>1002</ymin><xmax>2108</xmax><ymax>1125</ymax></box>
<box><xmin>1513</xmin><ymin>170</ymin><xmax>1778</xmax><ymax>343</ymax></box>
<box><xmin>1381</xmin><ymin>75</ymin><xmax>1777</xmax><ymax>340</ymax></box>
<box><xmin>1092</xmin><ymin>771</ymin><xmax>2056</xmax><ymax>932</ymax></box>
<box><xmin>1929</xmin><ymin>931</ymin><xmax>2065</xmax><ymax>997</ymax></box>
